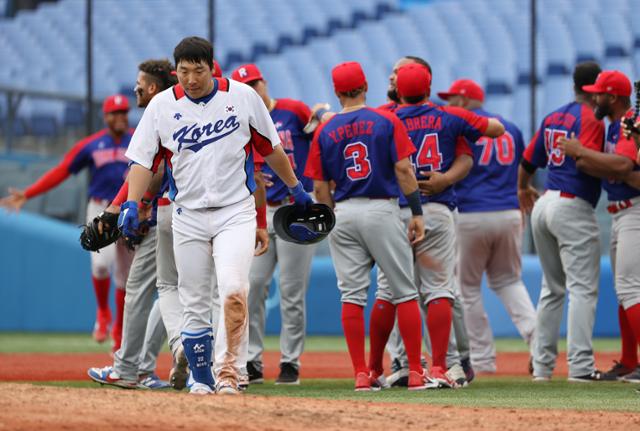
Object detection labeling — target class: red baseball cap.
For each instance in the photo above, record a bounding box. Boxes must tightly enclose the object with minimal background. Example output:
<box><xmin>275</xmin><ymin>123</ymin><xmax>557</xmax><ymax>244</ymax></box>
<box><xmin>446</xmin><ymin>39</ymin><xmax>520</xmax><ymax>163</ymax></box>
<box><xmin>396</xmin><ymin>63</ymin><xmax>432</xmax><ymax>98</ymax></box>
<box><xmin>582</xmin><ymin>70</ymin><xmax>632</xmax><ymax>97</ymax></box>
<box><xmin>332</xmin><ymin>61</ymin><xmax>367</xmax><ymax>93</ymax></box>
<box><xmin>437</xmin><ymin>79</ymin><xmax>485</xmax><ymax>102</ymax></box>
<box><xmin>102</xmin><ymin>94</ymin><xmax>129</xmax><ymax>114</ymax></box>
<box><xmin>231</xmin><ymin>64</ymin><xmax>263</xmax><ymax>83</ymax></box>
<box><xmin>170</xmin><ymin>59</ymin><xmax>223</xmax><ymax>77</ymax></box>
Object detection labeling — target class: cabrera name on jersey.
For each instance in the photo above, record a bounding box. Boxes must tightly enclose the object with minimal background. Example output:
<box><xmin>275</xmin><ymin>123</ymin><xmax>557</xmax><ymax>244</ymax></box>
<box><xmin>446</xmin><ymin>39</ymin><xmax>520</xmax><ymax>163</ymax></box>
<box><xmin>125</xmin><ymin>78</ymin><xmax>280</xmax><ymax>210</ymax></box>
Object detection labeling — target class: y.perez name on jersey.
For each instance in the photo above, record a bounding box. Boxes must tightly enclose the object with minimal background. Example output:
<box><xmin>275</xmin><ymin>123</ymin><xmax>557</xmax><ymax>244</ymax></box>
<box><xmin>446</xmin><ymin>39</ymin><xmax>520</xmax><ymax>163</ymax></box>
<box><xmin>125</xmin><ymin>78</ymin><xmax>280</xmax><ymax>210</ymax></box>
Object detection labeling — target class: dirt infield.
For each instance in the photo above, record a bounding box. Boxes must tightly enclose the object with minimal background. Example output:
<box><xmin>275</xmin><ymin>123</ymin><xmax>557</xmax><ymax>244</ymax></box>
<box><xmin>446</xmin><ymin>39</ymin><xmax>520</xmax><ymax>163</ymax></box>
<box><xmin>0</xmin><ymin>383</ymin><xmax>638</xmax><ymax>431</ymax></box>
<box><xmin>0</xmin><ymin>351</ymin><xmax>621</xmax><ymax>381</ymax></box>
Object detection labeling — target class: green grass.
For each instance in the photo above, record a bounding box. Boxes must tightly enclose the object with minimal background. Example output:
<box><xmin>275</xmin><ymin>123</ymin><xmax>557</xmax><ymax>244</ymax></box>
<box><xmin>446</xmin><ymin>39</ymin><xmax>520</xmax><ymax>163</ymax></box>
<box><xmin>30</xmin><ymin>378</ymin><xmax>640</xmax><ymax>412</ymax></box>
<box><xmin>0</xmin><ymin>333</ymin><xmax>622</xmax><ymax>353</ymax></box>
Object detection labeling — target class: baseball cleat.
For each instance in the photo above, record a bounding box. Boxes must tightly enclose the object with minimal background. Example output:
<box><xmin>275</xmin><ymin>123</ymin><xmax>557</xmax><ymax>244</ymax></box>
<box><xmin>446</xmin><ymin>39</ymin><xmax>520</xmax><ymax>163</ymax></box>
<box><xmin>276</xmin><ymin>362</ymin><xmax>300</xmax><ymax>385</ymax></box>
<box><xmin>532</xmin><ymin>375</ymin><xmax>551</xmax><ymax>382</ymax></box>
<box><xmin>246</xmin><ymin>361</ymin><xmax>264</xmax><ymax>384</ymax></box>
<box><xmin>87</xmin><ymin>366</ymin><xmax>137</xmax><ymax>389</ymax></box>
<box><xmin>238</xmin><ymin>373</ymin><xmax>249</xmax><ymax>391</ymax></box>
<box><xmin>189</xmin><ymin>382</ymin><xmax>215</xmax><ymax>395</ymax></box>
<box><xmin>354</xmin><ymin>371</ymin><xmax>380</xmax><ymax>392</ymax></box>
<box><xmin>620</xmin><ymin>367</ymin><xmax>640</xmax><ymax>383</ymax></box>
<box><xmin>446</xmin><ymin>363</ymin><xmax>468</xmax><ymax>388</ymax></box>
<box><xmin>370</xmin><ymin>371</ymin><xmax>390</xmax><ymax>389</ymax></box>
<box><xmin>216</xmin><ymin>379</ymin><xmax>240</xmax><ymax>395</ymax></box>
<box><xmin>567</xmin><ymin>370</ymin><xmax>606</xmax><ymax>382</ymax></box>
<box><xmin>170</xmin><ymin>345</ymin><xmax>190</xmax><ymax>390</ymax></box>
<box><xmin>461</xmin><ymin>357</ymin><xmax>476</xmax><ymax>383</ymax></box>
<box><xmin>386</xmin><ymin>358</ymin><xmax>409</xmax><ymax>387</ymax></box>
<box><xmin>407</xmin><ymin>370</ymin><xmax>429</xmax><ymax>391</ymax></box>
<box><xmin>137</xmin><ymin>374</ymin><xmax>171</xmax><ymax>390</ymax></box>
<box><xmin>602</xmin><ymin>361</ymin><xmax>635</xmax><ymax>381</ymax></box>
<box><xmin>428</xmin><ymin>366</ymin><xmax>455</xmax><ymax>389</ymax></box>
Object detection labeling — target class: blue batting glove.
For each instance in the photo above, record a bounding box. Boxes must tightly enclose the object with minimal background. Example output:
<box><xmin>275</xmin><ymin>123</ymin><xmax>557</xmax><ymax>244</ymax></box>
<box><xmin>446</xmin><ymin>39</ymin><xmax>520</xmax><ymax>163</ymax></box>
<box><xmin>118</xmin><ymin>200</ymin><xmax>139</xmax><ymax>238</ymax></box>
<box><xmin>288</xmin><ymin>182</ymin><xmax>313</xmax><ymax>208</ymax></box>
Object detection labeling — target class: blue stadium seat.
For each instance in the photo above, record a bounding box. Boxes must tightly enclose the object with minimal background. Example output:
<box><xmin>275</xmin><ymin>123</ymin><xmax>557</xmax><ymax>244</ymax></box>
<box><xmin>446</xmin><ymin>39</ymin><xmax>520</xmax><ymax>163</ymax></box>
<box><xmin>380</xmin><ymin>13</ymin><xmax>431</xmax><ymax>63</ymax></box>
<box><xmin>63</xmin><ymin>103</ymin><xmax>85</xmax><ymax>128</ymax></box>
<box><xmin>565</xmin><ymin>12</ymin><xmax>605</xmax><ymax>63</ymax></box>
<box><xmin>595</xmin><ymin>12</ymin><xmax>633</xmax><ymax>58</ymax></box>
<box><xmin>406</xmin><ymin>6</ymin><xmax>458</xmax><ymax>65</ymax></box>
<box><xmin>256</xmin><ymin>55</ymin><xmax>302</xmax><ymax>100</ymax></box>
<box><xmin>28</xmin><ymin>115</ymin><xmax>58</xmax><ymax>137</ymax></box>
<box><xmin>542</xmin><ymin>76</ymin><xmax>574</xmax><ymax>115</ymax></box>
<box><xmin>540</xmin><ymin>14</ymin><xmax>576</xmax><ymax>75</ymax></box>
<box><xmin>602</xmin><ymin>58</ymin><xmax>635</xmax><ymax>78</ymax></box>
<box><xmin>333</xmin><ymin>29</ymin><xmax>374</xmax><ymax>66</ymax></box>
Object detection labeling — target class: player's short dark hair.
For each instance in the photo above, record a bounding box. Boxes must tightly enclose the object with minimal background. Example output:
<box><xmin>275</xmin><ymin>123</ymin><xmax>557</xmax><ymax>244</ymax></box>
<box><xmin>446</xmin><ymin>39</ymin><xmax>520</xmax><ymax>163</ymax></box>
<box><xmin>337</xmin><ymin>85</ymin><xmax>366</xmax><ymax>98</ymax></box>
<box><xmin>403</xmin><ymin>56</ymin><xmax>432</xmax><ymax>76</ymax></box>
<box><xmin>573</xmin><ymin>61</ymin><xmax>601</xmax><ymax>95</ymax></box>
<box><xmin>138</xmin><ymin>59</ymin><xmax>177</xmax><ymax>90</ymax></box>
<box><xmin>174</xmin><ymin>36</ymin><xmax>214</xmax><ymax>69</ymax></box>
<box><xmin>403</xmin><ymin>94</ymin><xmax>427</xmax><ymax>105</ymax></box>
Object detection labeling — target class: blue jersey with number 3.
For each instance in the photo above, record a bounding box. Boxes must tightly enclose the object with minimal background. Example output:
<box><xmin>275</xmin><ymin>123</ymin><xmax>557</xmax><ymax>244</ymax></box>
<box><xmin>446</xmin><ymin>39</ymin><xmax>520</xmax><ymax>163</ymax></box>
<box><xmin>304</xmin><ymin>107</ymin><xmax>415</xmax><ymax>201</ymax></box>
<box><xmin>456</xmin><ymin>108</ymin><xmax>524</xmax><ymax>213</ymax></box>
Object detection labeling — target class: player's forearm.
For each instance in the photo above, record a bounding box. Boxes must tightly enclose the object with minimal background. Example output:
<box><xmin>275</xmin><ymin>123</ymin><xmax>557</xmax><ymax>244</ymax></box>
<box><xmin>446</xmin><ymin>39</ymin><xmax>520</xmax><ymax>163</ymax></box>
<box><xmin>313</xmin><ymin>180</ymin><xmax>333</xmax><ymax>208</ymax></box>
<box><xmin>126</xmin><ymin>164</ymin><xmax>153</xmax><ymax>203</ymax></box>
<box><xmin>444</xmin><ymin>155</ymin><xmax>473</xmax><ymax>185</ymax></box>
<box><xmin>253</xmin><ymin>171</ymin><xmax>266</xmax><ymax>208</ymax></box>
<box><xmin>517</xmin><ymin>164</ymin><xmax>533</xmax><ymax>190</ymax></box>
<box><xmin>624</xmin><ymin>170</ymin><xmax>640</xmax><ymax>190</ymax></box>
<box><xmin>394</xmin><ymin>158</ymin><xmax>419</xmax><ymax>195</ymax></box>
<box><xmin>574</xmin><ymin>149</ymin><xmax>633</xmax><ymax>180</ymax></box>
<box><xmin>263</xmin><ymin>145</ymin><xmax>299</xmax><ymax>188</ymax></box>
<box><xmin>485</xmin><ymin>118</ymin><xmax>505</xmax><ymax>138</ymax></box>
<box><xmin>146</xmin><ymin>166</ymin><xmax>165</xmax><ymax>198</ymax></box>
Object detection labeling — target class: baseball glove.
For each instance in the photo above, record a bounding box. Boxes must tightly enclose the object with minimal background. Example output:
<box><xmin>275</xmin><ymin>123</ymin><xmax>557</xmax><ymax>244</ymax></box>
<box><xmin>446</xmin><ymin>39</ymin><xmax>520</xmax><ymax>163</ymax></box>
<box><xmin>80</xmin><ymin>211</ymin><xmax>121</xmax><ymax>252</ymax></box>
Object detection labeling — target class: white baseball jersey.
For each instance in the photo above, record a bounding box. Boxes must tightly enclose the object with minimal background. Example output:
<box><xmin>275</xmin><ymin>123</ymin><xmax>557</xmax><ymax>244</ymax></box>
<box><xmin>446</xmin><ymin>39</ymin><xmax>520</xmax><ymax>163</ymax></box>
<box><xmin>125</xmin><ymin>78</ymin><xmax>279</xmax><ymax>210</ymax></box>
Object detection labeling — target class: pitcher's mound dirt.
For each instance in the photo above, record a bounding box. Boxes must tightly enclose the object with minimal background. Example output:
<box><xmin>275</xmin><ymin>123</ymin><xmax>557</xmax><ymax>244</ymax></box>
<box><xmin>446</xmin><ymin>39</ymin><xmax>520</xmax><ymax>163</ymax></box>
<box><xmin>1</xmin><ymin>383</ymin><xmax>639</xmax><ymax>431</ymax></box>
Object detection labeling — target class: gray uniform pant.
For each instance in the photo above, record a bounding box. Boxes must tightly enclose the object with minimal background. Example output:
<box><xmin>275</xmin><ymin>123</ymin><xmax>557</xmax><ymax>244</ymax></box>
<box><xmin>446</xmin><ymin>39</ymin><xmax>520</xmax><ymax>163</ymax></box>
<box><xmin>113</xmin><ymin>227</ymin><xmax>167</xmax><ymax>380</ymax></box>
<box><xmin>248</xmin><ymin>203</ymin><xmax>315</xmax><ymax>371</ymax></box>
<box><xmin>457</xmin><ymin>210</ymin><xmax>536</xmax><ymax>372</ymax></box>
<box><xmin>610</xmin><ymin>198</ymin><xmax>640</xmax><ymax>309</ymax></box>
<box><xmin>329</xmin><ymin>198</ymin><xmax>418</xmax><ymax>306</ymax></box>
<box><xmin>531</xmin><ymin>191</ymin><xmax>600</xmax><ymax>378</ymax></box>
<box><xmin>380</xmin><ymin>204</ymin><xmax>468</xmax><ymax>369</ymax></box>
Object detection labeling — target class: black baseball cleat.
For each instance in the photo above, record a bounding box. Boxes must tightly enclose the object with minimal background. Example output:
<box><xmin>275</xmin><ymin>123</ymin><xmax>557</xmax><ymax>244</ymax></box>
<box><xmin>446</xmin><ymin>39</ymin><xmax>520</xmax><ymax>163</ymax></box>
<box><xmin>567</xmin><ymin>370</ymin><xmax>607</xmax><ymax>382</ymax></box>
<box><xmin>246</xmin><ymin>361</ymin><xmax>264</xmax><ymax>384</ymax></box>
<box><xmin>275</xmin><ymin>362</ymin><xmax>300</xmax><ymax>385</ymax></box>
<box><xmin>601</xmin><ymin>361</ymin><xmax>635</xmax><ymax>381</ymax></box>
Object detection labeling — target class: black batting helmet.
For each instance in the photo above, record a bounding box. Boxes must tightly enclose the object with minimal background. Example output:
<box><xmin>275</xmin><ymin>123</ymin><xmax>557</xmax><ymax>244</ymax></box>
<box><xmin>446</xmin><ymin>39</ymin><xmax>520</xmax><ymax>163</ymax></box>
<box><xmin>273</xmin><ymin>203</ymin><xmax>335</xmax><ymax>245</ymax></box>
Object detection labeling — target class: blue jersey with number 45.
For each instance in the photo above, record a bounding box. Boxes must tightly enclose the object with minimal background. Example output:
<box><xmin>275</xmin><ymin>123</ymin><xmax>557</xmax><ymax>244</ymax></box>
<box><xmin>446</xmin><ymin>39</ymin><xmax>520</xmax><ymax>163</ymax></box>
<box><xmin>394</xmin><ymin>104</ymin><xmax>488</xmax><ymax>209</ymax></box>
<box><xmin>456</xmin><ymin>108</ymin><xmax>524</xmax><ymax>213</ymax></box>
<box><xmin>304</xmin><ymin>107</ymin><xmax>415</xmax><ymax>201</ymax></box>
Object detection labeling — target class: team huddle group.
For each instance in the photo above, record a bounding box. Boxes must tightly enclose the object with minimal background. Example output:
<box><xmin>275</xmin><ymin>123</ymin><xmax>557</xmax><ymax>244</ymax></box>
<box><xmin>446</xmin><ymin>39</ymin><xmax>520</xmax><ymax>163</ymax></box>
<box><xmin>3</xmin><ymin>35</ymin><xmax>640</xmax><ymax>395</ymax></box>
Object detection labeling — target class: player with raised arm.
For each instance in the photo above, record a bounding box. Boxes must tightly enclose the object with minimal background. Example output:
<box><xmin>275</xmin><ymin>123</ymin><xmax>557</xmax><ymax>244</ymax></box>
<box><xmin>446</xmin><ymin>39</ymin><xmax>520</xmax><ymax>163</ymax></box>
<box><xmin>0</xmin><ymin>94</ymin><xmax>134</xmax><ymax>351</ymax></box>
<box><xmin>518</xmin><ymin>62</ymin><xmax>608</xmax><ymax>382</ymax></box>
<box><xmin>231</xmin><ymin>63</ymin><xmax>316</xmax><ymax>385</ymax></box>
<box><xmin>305</xmin><ymin>61</ymin><xmax>428</xmax><ymax>391</ymax></box>
<box><xmin>441</xmin><ymin>79</ymin><xmax>537</xmax><ymax>374</ymax></box>
<box><xmin>558</xmin><ymin>70</ymin><xmax>640</xmax><ymax>382</ymax></box>
<box><xmin>120</xmin><ymin>37</ymin><xmax>310</xmax><ymax>395</ymax></box>
<box><xmin>377</xmin><ymin>65</ymin><xmax>505</xmax><ymax>388</ymax></box>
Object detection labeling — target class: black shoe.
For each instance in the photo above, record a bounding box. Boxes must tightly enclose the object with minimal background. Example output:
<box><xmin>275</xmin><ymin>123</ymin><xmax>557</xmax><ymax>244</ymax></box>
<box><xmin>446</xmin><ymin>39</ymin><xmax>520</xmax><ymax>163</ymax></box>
<box><xmin>567</xmin><ymin>370</ymin><xmax>607</xmax><ymax>382</ymax></box>
<box><xmin>388</xmin><ymin>358</ymin><xmax>409</xmax><ymax>387</ymax></box>
<box><xmin>246</xmin><ymin>361</ymin><xmax>264</xmax><ymax>384</ymax></box>
<box><xmin>602</xmin><ymin>361</ymin><xmax>635</xmax><ymax>381</ymax></box>
<box><xmin>275</xmin><ymin>362</ymin><xmax>300</xmax><ymax>385</ymax></box>
<box><xmin>461</xmin><ymin>357</ymin><xmax>475</xmax><ymax>383</ymax></box>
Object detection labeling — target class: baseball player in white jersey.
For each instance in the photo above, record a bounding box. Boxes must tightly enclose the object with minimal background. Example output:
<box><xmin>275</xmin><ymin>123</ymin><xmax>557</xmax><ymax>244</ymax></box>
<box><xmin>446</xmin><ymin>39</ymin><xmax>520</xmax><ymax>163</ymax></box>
<box><xmin>441</xmin><ymin>79</ymin><xmax>537</xmax><ymax>374</ymax></box>
<box><xmin>120</xmin><ymin>37</ymin><xmax>311</xmax><ymax>395</ymax></box>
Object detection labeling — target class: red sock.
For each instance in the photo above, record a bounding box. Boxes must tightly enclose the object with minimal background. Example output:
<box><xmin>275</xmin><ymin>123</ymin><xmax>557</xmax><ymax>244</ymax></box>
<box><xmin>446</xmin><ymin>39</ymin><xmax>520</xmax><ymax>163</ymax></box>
<box><xmin>92</xmin><ymin>276</ymin><xmax>111</xmax><ymax>312</ymax></box>
<box><xmin>624</xmin><ymin>304</ymin><xmax>640</xmax><ymax>361</ymax></box>
<box><xmin>111</xmin><ymin>287</ymin><xmax>126</xmax><ymax>349</ymax></box>
<box><xmin>396</xmin><ymin>299</ymin><xmax>423</xmax><ymax>373</ymax></box>
<box><xmin>341</xmin><ymin>302</ymin><xmax>367</xmax><ymax>375</ymax></box>
<box><xmin>368</xmin><ymin>299</ymin><xmax>396</xmax><ymax>375</ymax></box>
<box><xmin>619</xmin><ymin>305</ymin><xmax>638</xmax><ymax>368</ymax></box>
<box><xmin>427</xmin><ymin>298</ymin><xmax>452</xmax><ymax>370</ymax></box>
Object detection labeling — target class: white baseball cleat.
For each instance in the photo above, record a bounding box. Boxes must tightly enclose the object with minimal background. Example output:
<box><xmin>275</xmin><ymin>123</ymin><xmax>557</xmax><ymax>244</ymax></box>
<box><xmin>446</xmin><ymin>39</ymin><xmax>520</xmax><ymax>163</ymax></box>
<box><xmin>189</xmin><ymin>382</ymin><xmax>214</xmax><ymax>395</ymax></box>
<box><xmin>216</xmin><ymin>379</ymin><xmax>240</xmax><ymax>395</ymax></box>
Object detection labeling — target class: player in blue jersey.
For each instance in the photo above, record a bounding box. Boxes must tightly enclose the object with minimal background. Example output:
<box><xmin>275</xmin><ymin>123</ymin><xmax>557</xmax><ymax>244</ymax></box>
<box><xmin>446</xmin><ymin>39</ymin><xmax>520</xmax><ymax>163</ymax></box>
<box><xmin>517</xmin><ymin>62</ymin><xmax>608</xmax><ymax>382</ymax></box>
<box><xmin>440</xmin><ymin>79</ymin><xmax>537</xmax><ymax>374</ymax></box>
<box><xmin>231</xmin><ymin>63</ymin><xmax>316</xmax><ymax>385</ymax></box>
<box><xmin>305</xmin><ymin>61</ymin><xmax>428</xmax><ymax>391</ymax></box>
<box><xmin>377</xmin><ymin>64</ymin><xmax>505</xmax><ymax>388</ymax></box>
<box><xmin>0</xmin><ymin>94</ymin><xmax>135</xmax><ymax>350</ymax></box>
<box><xmin>558</xmin><ymin>70</ymin><xmax>640</xmax><ymax>382</ymax></box>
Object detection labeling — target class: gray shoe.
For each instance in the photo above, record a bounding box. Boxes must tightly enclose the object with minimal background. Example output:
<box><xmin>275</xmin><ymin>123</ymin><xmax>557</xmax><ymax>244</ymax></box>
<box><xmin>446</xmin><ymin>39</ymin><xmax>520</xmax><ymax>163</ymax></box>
<box><xmin>567</xmin><ymin>370</ymin><xmax>606</xmax><ymax>382</ymax></box>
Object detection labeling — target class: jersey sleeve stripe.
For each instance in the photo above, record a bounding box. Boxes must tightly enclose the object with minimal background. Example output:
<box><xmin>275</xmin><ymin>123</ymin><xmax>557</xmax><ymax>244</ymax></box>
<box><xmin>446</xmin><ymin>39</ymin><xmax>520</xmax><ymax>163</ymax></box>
<box><xmin>249</xmin><ymin>125</ymin><xmax>276</xmax><ymax>157</ymax></box>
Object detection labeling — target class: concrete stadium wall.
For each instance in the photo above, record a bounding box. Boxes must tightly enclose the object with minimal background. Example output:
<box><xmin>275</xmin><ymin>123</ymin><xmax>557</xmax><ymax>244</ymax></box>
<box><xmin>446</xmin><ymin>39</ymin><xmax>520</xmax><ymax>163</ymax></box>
<box><xmin>0</xmin><ymin>210</ymin><xmax>620</xmax><ymax>337</ymax></box>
